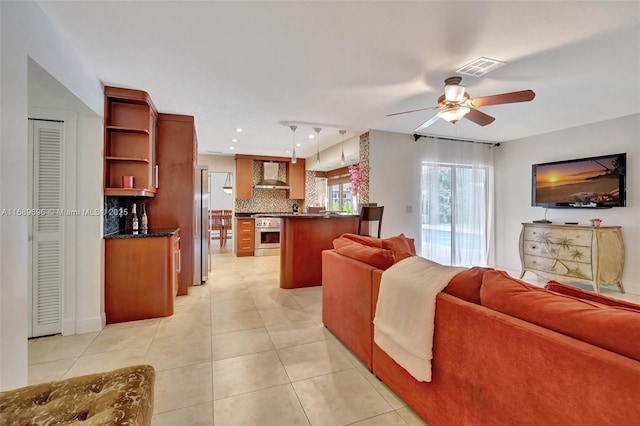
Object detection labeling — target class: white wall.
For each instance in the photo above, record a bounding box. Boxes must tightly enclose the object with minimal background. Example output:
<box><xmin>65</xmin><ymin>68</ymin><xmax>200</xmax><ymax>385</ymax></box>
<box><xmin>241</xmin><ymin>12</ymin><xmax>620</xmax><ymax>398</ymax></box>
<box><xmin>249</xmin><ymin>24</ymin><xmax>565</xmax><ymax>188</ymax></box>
<box><xmin>495</xmin><ymin>114</ymin><xmax>640</xmax><ymax>295</ymax></box>
<box><xmin>368</xmin><ymin>130</ymin><xmax>422</xmax><ymax>240</ymax></box>
<box><xmin>0</xmin><ymin>0</ymin><xmax>103</xmax><ymax>389</ymax></box>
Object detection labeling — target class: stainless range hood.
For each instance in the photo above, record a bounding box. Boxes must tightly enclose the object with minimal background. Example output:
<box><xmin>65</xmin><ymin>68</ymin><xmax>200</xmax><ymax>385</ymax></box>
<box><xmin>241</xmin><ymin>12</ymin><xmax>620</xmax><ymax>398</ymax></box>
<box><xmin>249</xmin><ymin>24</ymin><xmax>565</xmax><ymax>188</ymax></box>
<box><xmin>254</xmin><ymin>162</ymin><xmax>290</xmax><ymax>190</ymax></box>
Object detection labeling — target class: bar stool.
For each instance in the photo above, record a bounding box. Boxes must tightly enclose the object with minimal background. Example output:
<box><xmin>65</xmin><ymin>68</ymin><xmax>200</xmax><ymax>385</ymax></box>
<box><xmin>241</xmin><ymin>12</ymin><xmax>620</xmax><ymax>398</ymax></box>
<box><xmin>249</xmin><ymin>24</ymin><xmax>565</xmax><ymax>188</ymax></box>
<box><xmin>358</xmin><ymin>206</ymin><xmax>384</xmax><ymax>238</ymax></box>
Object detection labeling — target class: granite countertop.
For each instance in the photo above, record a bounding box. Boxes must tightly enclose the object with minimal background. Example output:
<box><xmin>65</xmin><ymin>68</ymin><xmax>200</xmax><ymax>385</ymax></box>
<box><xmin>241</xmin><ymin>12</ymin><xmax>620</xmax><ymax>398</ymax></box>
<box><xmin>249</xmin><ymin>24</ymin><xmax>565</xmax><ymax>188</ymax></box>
<box><xmin>104</xmin><ymin>227</ymin><xmax>180</xmax><ymax>239</ymax></box>
<box><xmin>258</xmin><ymin>213</ymin><xmax>360</xmax><ymax>218</ymax></box>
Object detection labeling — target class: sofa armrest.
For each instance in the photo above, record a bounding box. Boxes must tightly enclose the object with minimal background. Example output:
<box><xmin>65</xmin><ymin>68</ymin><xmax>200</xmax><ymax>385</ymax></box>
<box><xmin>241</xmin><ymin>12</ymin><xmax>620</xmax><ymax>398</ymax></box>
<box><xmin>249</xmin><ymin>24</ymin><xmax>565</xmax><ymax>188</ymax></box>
<box><xmin>322</xmin><ymin>250</ymin><xmax>380</xmax><ymax>370</ymax></box>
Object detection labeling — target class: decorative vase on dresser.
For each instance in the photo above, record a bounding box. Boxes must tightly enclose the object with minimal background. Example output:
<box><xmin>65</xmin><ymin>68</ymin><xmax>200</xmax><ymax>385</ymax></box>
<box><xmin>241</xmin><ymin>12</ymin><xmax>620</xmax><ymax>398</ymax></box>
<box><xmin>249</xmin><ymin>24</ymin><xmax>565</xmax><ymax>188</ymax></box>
<box><xmin>519</xmin><ymin>222</ymin><xmax>625</xmax><ymax>293</ymax></box>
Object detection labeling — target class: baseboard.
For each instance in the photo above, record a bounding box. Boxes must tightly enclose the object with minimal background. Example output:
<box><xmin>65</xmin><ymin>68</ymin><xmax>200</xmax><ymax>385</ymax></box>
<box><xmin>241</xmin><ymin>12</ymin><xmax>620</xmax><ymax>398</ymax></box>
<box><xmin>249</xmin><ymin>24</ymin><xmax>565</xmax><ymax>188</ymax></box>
<box><xmin>75</xmin><ymin>316</ymin><xmax>104</xmax><ymax>334</ymax></box>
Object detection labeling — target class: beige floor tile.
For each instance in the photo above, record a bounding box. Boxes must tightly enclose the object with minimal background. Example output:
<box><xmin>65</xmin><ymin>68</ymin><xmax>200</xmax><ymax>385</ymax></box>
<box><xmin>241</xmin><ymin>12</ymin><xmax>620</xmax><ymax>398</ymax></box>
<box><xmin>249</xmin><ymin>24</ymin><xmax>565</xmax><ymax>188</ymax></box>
<box><xmin>151</xmin><ymin>401</ymin><xmax>214</xmax><ymax>426</ymax></box>
<box><xmin>211</xmin><ymin>327</ymin><xmax>273</xmax><ymax>361</ymax></box>
<box><xmin>290</xmin><ymin>286</ymin><xmax>323</xmax><ymax>305</ymax></box>
<box><xmin>63</xmin><ymin>346</ymin><xmax>148</xmax><ymax>379</ymax></box>
<box><xmin>28</xmin><ymin>332</ymin><xmax>99</xmax><ymax>364</ymax></box>
<box><xmin>28</xmin><ymin>357</ymin><xmax>77</xmax><ymax>385</ymax></box>
<box><xmin>211</xmin><ymin>309</ymin><xmax>264</xmax><ymax>335</ymax></box>
<box><xmin>174</xmin><ymin>284</ymin><xmax>211</xmax><ymax>307</ymax></box>
<box><xmin>211</xmin><ymin>296</ymin><xmax>257</xmax><ymax>316</ymax></box>
<box><xmin>102</xmin><ymin>317</ymin><xmax>162</xmax><ymax>330</ymax></box>
<box><xmin>155</xmin><ymin>307</ymin><xmax>212</xmax><ymax>339</ymax></box>
<box><xmin>292</xmin><ymin>369</ymin><xmax>393</xmax><ymax>426</ymax></box>
<box><xmin>277</xmin><ymin>340</ymin><xmax>353</xmax><ymax>382</ymax></box>
<box><xmin>331</xmin><ymin>337</ymin><xmax>369</xmax><ymax>369</ymax></box>
<box><xmin>154</xmin><ymin>362</ymin><xmax>213</xmax><ymax>414</ymax></box>
<box><xmin>145</xmin><ymin>332</ymin><xmax>212</xmax><ymax>371</ymax></box>
<box><xmin>213</xmin><ymin>350</ymin><xmax>290</xmax><ymax>400</ymax></box>
<box><xmin>395</xmin><ymin>406</ymin><xmax>428</xmax><ymax>425</ymax></box>
<box><xmin>214</xmin><ymin>384</ymin><xmax>309</xmax><ymax>426</ymax></box>
<box><xmin>250</xmin><ymin>287</ymin><xmax>301</xmax><ymax>309</ymax></box>
<box><xmin>258</xmin><ymin>305</ymin><xmax>312</xmax><ymax>327</ymax></box>
<box><xmin>266</xmin><ymin>320</ymin><xmax>331</xmax><ymax>349</ymax></box>
<box><xmin>210</xmin><ymin>285</ymin><xmax>252</xmax><ymax>301</ymax></box>
<box><xmin>356</xmin><ymin>366</ymin><xmax>407</xmax><ymax>410</ymax></box>
<box><xmin>349</xmin><ymin>411</ymin><xmax>409</xmax><ymax>426</ymax></box>
<box><xmin>83</xmin><ymin>324</ymin><xmax>156</xmax><ymax>355</ymax></box>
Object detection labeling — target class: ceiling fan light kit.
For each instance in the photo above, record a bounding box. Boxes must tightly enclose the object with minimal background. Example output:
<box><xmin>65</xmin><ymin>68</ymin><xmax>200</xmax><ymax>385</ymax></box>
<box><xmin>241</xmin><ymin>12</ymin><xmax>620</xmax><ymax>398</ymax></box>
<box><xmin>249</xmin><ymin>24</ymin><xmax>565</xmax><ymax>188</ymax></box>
<box><xmin>387</xmin><ymin>75</ymin><xmax>535</xmax><ymax>131</ymax></box>
<box><xmin>437</xmin><ymin>106</ymin><xmax>470</xmax><ymax>123</ymax></box>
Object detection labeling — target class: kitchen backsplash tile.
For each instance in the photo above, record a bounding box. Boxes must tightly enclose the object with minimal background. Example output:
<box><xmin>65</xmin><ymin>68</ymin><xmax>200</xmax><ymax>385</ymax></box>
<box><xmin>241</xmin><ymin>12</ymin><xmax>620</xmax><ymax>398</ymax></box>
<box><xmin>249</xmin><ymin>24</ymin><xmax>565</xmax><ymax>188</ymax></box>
<box><xmin>235</xmin><ymin>162</ymin><xmax>316</xmax><ymax>213</ymax></box>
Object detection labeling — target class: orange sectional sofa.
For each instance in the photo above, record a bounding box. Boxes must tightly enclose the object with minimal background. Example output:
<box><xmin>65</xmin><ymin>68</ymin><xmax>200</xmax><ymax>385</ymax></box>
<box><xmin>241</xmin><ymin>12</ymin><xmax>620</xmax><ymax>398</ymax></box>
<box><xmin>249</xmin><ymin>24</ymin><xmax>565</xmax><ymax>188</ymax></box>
<box><xmin>322</xmin><ymin>235</ymin><xmax>640</xmax><ymax>425</ymax></box>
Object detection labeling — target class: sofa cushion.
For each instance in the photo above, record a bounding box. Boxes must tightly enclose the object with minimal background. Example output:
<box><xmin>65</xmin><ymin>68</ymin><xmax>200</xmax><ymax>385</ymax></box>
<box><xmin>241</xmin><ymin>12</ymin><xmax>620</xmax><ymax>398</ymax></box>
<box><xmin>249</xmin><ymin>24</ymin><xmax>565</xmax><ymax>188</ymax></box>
<box><xmin>443</xmin><ymin>267</ymin><xmax>494</xmax><ymax>304</ymax></box>
<box><xmin>340</xmin><ymin>233</ymin><xmax>384</xmax><ymax>248</ymax></box>
<box><xmin>381</xmin><ymin>233</ymin><xmax>415</xmax><ymax>263</ymax></box>
<box><xmin>545</xmin><ymin>280</ymin><xmax>640</xmax><ymax>312</ymax></box>
<box><xmin>333</xmin><ymin>237</ymin><xmax>395</xmax><ymax>270</ymax></box>
<box><xmin>481</xmin><ymin>270</ymin><xmax>640</xmax><ymax>361</ymax></box>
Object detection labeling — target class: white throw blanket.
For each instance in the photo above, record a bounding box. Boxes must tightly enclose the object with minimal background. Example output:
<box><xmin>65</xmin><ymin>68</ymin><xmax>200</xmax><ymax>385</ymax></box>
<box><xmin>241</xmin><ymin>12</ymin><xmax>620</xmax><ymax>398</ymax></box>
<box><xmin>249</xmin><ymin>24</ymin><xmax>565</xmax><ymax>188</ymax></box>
<box><xmin>373</xmin><ymin>256</ymin><xmax>467</xmax><ymax>382</ymax></box>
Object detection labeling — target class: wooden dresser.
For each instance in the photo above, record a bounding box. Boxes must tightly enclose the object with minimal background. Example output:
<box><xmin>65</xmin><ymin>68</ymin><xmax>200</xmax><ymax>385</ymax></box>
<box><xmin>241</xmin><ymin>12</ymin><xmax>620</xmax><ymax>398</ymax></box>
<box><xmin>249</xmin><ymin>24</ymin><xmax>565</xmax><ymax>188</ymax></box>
<box><xmin>519</xmin><ymin>223</ymin><xmax>625</xmax><ymax>293</ymax></box>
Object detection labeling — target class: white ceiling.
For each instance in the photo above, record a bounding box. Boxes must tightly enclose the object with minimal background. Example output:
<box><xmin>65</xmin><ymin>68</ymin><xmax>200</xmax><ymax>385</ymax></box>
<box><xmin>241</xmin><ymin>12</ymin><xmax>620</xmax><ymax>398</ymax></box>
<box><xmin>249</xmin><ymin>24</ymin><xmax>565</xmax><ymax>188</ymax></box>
<box><xmin>37</xmin><ymin>1</ymin><xmax>640</xmax><ymax>163</ymax></box>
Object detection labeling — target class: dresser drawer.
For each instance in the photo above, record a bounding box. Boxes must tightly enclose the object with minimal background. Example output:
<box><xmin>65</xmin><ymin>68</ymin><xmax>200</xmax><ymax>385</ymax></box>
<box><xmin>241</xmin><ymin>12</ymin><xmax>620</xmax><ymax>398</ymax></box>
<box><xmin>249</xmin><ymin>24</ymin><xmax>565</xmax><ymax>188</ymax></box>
<box><xmin>523</xmin><ymin>254</ymin><xmax>593</xmax><ymax>280</ymax></box>
<box><xmin>522</xmin><ymin>241</ymin><xmax>592</xmax><ymax>263</ymax></box>
<box><xmin>523</xmin><ymin>226</ymin><xmax>593</xmax><ymax>247</ymax></box>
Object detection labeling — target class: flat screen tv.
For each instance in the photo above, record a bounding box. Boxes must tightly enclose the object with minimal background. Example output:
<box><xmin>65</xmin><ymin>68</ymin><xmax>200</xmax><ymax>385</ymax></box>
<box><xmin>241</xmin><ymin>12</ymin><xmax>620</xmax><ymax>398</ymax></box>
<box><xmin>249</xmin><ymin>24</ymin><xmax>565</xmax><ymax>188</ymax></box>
<box><xmin>531</xmin><ymin>153</ymin><xmax>626</xmax><ymax>208</ymax></box>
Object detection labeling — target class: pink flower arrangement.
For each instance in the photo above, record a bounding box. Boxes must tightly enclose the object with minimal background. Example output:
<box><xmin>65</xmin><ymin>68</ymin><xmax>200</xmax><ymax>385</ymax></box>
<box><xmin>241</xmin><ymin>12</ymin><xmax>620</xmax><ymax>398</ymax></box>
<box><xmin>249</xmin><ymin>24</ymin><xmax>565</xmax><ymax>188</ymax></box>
<box><xmin>348</xmin><ymin>163</ymin><xmax>369</xmax><ymax>196</ymax></box>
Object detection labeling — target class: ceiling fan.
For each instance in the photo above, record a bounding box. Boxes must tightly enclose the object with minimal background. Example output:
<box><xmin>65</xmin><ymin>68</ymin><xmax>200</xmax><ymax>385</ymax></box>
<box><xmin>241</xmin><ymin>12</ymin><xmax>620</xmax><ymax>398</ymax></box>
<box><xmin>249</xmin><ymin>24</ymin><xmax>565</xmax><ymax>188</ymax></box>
<box><xmin>387</xmin><ymin>76</ymin><xmax>536</xmax><ymax>132</ymax></box>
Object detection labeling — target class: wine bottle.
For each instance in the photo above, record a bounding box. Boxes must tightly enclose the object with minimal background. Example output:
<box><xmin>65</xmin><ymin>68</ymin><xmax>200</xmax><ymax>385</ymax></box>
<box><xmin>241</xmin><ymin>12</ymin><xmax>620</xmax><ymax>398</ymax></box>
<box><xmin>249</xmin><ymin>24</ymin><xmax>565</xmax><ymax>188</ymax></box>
<box><xmin>130</xmin><ymin>203</ymin><xmax>139</xmax><ymax>233</ymax></box>
<box><xmin>140</xmin><ymin>203</ymin><xmax>148</xmax><ymax>233</ymax></box>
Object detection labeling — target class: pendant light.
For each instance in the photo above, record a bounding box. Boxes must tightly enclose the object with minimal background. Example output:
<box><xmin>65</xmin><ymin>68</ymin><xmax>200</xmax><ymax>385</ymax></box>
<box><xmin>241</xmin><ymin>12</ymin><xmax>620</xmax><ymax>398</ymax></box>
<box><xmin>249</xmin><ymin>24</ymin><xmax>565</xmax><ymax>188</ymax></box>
<box><xmin>339</xmin><ymin>129</ymin><xmax>346</xmax><ymax>165</ymax></box>
<box><xmin>314</xmin><ymin>127</ymin><xmax>322</xmax><ymax>165</ymax></box>
<box><xmin>222</xmin><ymin>173</ymin><xmax>233</xmax><ymax>194</ymax></box>
<box><xmin>289</xmin><ymin>125</ymin><xmax>298</xmax><ymax>164</ymax></box>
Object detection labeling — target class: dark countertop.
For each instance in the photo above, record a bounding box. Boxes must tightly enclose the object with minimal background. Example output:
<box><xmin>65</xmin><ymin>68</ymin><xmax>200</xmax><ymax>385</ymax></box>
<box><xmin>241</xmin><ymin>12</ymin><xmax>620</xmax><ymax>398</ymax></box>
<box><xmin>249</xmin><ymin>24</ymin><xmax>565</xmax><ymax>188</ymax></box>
<box><xmin>235</xmin><ymin>212</ymin><xmax>360</xmax><ymax>219</ymax></box>
<box><xmin>104</xmin><ymin>227</ymin><xmax>180</xmax><ymax>239</ymax></box>
<box><xmin>261</xmin><ymin>213</ymin><xmax>360</xmax><ymax>219</ymax></box>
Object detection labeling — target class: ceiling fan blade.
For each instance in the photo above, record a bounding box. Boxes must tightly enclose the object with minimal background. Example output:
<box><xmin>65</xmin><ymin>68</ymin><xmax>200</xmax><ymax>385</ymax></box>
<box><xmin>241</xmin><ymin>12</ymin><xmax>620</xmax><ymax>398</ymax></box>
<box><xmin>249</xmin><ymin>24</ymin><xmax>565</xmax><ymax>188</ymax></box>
<box><xmin>464</xmin><ymin>108</ymin><xmax>495</xmax><ymax>126</ymax></box>
<box><xmin>386</xmin><ymin>105</ymin><xmax>440</xmax><ymax>117</ymax></box>
<box><xmin>470</xmin><ymin>90</ymin><xmax>536</xmax><ymax>107</ymax></box>
<box><xmin>414</xmin><ymin>114</ymin><xmax>441</xmax><ymax>132</ymax></box>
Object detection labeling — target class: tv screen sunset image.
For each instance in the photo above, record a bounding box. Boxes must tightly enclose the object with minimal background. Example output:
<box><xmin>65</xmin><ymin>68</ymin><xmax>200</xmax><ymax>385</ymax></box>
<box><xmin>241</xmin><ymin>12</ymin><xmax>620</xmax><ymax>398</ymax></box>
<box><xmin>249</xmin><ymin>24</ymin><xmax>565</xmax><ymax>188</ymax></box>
<box><xmin>535</xmin><ymin>156</ymin><xmax>623</xmax><ymax>205</ymax></box>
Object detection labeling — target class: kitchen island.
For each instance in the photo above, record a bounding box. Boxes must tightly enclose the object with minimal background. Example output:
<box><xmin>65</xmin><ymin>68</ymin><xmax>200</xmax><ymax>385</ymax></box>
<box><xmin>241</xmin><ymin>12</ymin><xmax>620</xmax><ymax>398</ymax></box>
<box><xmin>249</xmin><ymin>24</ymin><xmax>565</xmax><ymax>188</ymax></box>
<box><xmin>279</xmin><ymin>213</ymin><xmax>359</xmax><ymax>289</ymax></box>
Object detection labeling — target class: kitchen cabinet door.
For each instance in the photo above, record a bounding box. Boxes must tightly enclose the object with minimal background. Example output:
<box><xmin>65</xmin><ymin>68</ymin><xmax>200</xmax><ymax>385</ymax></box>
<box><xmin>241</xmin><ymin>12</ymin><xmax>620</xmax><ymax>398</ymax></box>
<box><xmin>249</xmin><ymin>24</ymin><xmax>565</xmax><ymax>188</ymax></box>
<box><xmin>236</xmin><ymin>158</ymin><xmax>254</xmax><ymax>199</ymax></box>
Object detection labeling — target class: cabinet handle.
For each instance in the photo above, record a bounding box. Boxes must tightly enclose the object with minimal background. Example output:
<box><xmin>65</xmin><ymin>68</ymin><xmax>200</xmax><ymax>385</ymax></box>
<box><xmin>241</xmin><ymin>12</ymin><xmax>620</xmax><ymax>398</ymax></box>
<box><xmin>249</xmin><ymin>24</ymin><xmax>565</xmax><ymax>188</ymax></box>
<box><xmin>155</xmin><ymin>165</ymin><xmax>159</xmax><ymax>188</ymax></box>
<box><xmin>177</xmin><ymin>249</ymin><xmax>181</xmax><ymax>273</ymax></box>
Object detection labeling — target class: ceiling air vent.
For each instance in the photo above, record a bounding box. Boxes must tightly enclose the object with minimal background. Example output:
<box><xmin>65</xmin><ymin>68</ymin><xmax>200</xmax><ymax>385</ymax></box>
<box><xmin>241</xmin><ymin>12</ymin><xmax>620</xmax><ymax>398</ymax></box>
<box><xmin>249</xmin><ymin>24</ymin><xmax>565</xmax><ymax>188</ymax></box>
<box><xmin>456</xmin><ymin>57</ymin><xmax>506</xmax><ymax>77</ymax></box>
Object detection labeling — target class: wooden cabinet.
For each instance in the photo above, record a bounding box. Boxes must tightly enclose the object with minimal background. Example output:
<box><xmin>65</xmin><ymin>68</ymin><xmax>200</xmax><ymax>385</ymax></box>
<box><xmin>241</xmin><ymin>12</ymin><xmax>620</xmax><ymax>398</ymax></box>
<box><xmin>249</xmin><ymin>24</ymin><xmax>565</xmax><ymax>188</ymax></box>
<box><xmin>519</xmin><ymin>223</ymin><xmax>625</xmax><ymax>293</ymax></box>
<box><xmin>236</xmin><ymin>158</ymin><xmax>254</xmax><ymax>199</ymax></box>
<box><xmin>105</xmin><ymin>232</ymin><xmax>178</xmax><ymax>324</ymax></box>
<box><xmin>235</xmin><ymin>218</ymin><xmax>255</xmax><ymax>256</ymax></box>
<box><xmin>104</xmin><ymin>86</ymin><xmax>158</xmax><ymax>197</ymax></box>
<box><xmin>146</xmin><ymin>113</ymin><xmax>196</xmax><ymax>296</ymax></box>
<box><xmin>287</xmin><ymin>159</ymin><xmax>306</xmax><ymax>199</ymax></box>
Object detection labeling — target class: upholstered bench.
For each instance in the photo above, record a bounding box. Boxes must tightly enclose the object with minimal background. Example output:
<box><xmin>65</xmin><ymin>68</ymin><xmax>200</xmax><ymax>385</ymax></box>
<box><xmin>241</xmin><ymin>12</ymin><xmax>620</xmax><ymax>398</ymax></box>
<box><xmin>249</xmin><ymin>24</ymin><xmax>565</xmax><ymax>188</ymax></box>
<box><xmin>0</xmin><ymin>364</ymin><xmax>155</xmax><ymax>426</ymax></box>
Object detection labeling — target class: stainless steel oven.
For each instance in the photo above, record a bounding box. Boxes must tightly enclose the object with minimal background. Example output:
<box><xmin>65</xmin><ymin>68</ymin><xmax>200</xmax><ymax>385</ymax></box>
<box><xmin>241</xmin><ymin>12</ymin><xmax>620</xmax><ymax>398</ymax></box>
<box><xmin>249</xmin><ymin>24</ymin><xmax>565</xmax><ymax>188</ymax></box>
<box><xmin>254</xmin><ymin>217</ymin><xmax>281</xmax><ymax>256</ymax></box>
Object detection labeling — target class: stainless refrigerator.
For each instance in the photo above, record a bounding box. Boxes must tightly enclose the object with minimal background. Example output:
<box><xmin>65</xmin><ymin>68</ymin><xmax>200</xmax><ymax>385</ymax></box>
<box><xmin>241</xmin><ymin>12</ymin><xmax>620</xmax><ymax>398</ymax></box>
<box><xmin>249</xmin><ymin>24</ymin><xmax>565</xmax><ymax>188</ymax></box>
<box><xmin>194</xmin><ymin>165</ymin><xmax>210</xmax><ymax>285</ymax></box>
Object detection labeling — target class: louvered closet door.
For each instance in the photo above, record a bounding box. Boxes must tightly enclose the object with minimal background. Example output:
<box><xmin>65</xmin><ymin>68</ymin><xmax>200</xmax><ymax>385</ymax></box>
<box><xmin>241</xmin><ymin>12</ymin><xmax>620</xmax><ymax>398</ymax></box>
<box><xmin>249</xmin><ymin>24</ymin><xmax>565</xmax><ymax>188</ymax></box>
<box><xmin>31</xmin><ymin>120</ymin><xmax>64</xmax><ymax>337</ymax></box>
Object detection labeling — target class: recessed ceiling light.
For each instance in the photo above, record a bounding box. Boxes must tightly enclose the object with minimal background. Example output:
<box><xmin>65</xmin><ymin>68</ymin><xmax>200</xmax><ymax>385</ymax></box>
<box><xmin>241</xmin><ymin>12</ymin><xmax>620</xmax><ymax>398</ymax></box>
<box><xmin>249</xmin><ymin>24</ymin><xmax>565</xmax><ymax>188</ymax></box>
<box><xmin>308</xmin><ymin>134</ymin><xmax>315</xmax><ymax>139</ymax></box>
<box><xmin>296</xmin><ymin>143</ymin><xmax>301</xmax><ymax>147</ymax></box>
<box><xmin>235</xmin><ymin>128</ymin><xmax>243</xmax><ymax>132</ymax></box>
<box><xmin>229</xmin><ymin>146</ymin><xmax>235</xmax><ymax>150</ymax></box>
<box><xmin>231</xmin><ymin>138</ymin><xmax>238</xmax><ymax>142</ymax></box>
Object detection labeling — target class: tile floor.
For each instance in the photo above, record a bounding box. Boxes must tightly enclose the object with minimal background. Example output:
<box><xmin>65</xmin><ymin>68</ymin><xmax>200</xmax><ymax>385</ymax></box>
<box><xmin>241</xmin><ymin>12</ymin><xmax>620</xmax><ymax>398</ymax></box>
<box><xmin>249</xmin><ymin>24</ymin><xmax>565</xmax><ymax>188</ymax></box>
<box><xmin>28</xmin><ymin>250</ymin><xmax>640</xmax><ymax>425</ymax></box>
<box><xmin>28</xmin><ymin>253</ymin><xmax>427</xmax><ymax>426</ymax></box>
